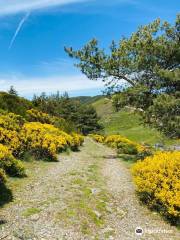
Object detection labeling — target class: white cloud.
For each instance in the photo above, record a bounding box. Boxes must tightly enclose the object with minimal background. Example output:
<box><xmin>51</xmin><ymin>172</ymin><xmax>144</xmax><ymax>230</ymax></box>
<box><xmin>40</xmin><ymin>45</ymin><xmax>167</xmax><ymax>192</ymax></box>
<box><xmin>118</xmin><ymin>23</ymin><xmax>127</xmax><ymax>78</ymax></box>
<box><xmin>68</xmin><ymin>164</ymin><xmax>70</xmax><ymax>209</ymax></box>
<box><xmin>0</xmin><ymin>74</ymin><xmax>104</xmax><ymax>96</ymax></box>
<box><xmin>0</xmin><ymin>80</ymin><xmax>6</xmax><ymax>84</ymax></box>
<box><xmin>0</xmin><ymin>0</ymin><xmax>88</xmax><ymax>16</ymax></box>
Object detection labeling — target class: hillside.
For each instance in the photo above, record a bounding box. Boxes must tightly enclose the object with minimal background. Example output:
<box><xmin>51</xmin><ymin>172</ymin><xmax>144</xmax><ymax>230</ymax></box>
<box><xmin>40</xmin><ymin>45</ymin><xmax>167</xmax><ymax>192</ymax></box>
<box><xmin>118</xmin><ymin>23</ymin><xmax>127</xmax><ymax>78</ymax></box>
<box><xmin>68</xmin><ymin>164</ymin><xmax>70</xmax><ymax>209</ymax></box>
<box><xmin>71</xmin><ymin>95</ymin><xmax>103</xmax><ymax>105</ymax></box>
<box><xmin>91</xmin><ymin>97</ymin><xmax>174</xmax><ymax>145</ymax></box>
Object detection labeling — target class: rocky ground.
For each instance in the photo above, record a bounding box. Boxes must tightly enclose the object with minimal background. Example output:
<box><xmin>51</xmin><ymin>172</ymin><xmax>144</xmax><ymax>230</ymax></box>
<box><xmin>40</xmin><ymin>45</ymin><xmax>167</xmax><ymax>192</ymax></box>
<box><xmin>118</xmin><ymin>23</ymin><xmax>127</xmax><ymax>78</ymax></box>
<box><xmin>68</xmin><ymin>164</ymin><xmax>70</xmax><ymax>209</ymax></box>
<box><xmin>0</xmin><ymin>138</ymin><xmax>179</xmax><ymax>240</ymax></box>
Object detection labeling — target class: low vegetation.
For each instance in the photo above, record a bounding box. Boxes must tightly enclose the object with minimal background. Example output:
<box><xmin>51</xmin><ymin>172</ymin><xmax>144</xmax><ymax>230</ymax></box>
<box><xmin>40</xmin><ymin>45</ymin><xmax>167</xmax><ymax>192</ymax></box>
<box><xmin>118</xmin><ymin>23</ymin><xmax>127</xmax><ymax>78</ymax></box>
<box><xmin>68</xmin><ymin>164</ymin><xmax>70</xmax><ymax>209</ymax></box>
<box><xmin>0</xmin><ymin>89</ymin><xmax>32</xmax><ymax>117</ymax></box>
<box><xmin>56</xmin><ymin>162</ymin><xmax>110</xmax><ymax>236</ymax></box>
<box><xmin>0</xmin><ymin>98</ymin><xmax>84</xmax><ymax>204</ymax></box>
<box><xmin>90</xmin><ymin>133</ymin><xmax>151</xmax><ymax>160</ymax></box>
<box><xmin>90</xmin><ymin>133</ymin><xmax>180</xmax><ymax>225</ymax></box>
<box><xmin>132</xmin><ymin>151</ymin><xmax>180</xmax><ymax>225</ymax></box>
<box><xmin>0</xmin><ymin>144</ymin><xmax>25</xmax><ymax>177</ymax></box>
<box><xmin>20</xmin><ymin>122</ymin><xmax>84</xmax><ymax>161</ymax></box>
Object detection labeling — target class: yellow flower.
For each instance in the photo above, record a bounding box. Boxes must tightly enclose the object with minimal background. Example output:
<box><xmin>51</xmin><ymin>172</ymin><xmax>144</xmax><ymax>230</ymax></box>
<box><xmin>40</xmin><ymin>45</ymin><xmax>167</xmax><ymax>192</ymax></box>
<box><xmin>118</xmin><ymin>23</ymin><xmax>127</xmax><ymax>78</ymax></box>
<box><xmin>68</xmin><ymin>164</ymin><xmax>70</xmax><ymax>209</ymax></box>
<box><xmin>90</xmin><ymin>134</ymin><xmax>147</xmax><ymax>154</ymax></box>
<box><xmin>89</xmin><ymin>134</ymin><xmax>105</xmax><ymax>143</ymax></box>
<box><xmin>20</xmin><ymin>122</ymin><xmax>84</xmax><ymax>160</ymax></box>
<box><xmin>132</xmin><ymin>151</ymin><xmax>180</xmax><ymax>219</ymax></box>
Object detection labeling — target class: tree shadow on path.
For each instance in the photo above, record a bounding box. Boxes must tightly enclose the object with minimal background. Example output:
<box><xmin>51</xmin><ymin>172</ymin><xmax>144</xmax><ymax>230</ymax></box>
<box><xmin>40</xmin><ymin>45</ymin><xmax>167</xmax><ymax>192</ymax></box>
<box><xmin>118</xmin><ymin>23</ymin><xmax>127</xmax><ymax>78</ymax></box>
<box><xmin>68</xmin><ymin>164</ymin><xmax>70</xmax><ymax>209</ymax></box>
<box><xmin>103</xmin><ymin>154</ymin><xmax>118</xmax><ymax>159</ymax></box>
<box><xmin>0</xmin><ymin>183</ymin><xmax>13</xmax><ymax>208</ymax></box>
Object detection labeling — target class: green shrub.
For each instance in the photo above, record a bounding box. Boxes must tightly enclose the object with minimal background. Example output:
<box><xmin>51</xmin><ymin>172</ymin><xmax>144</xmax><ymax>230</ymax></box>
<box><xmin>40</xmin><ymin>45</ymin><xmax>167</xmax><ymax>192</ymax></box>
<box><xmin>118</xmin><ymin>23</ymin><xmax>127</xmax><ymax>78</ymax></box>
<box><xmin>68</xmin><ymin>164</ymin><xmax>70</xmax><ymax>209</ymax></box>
<box><xmin>0</xmin><ymin>91</ymin><xmax>32</xmax><ymax>117</ymax></box>
<box><xmin>0</xmin><ymin>144</ymin><xmax>26</xmax><ymax>177</ymax></box>
<box><xmin>117</xmin><ymin>143</ymin><xmax>138</xmax><ymax>155</ymax></box>
<box><xmin>144</xmin><ymin>94</ymin><xmax>180</xmax><ymax>138</ymax></box>
<box><xmin>5</xmin><ymin>159</ymin><xmax>26</xmax><ymax>177</ymax></box>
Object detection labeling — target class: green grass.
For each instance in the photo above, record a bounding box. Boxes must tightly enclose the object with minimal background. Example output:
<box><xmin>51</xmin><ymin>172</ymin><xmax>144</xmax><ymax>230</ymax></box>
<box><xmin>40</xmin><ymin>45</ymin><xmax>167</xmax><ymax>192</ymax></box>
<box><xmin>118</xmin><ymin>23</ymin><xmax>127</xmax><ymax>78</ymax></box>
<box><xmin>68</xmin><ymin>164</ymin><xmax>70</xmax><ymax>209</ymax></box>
<box><xmin>0</xmin><ymin>159</ymin><xmax>57</xmax><ymax>209</ymax></box>
<box><xmin>92</xmin><ymin>97</ymin><xmax>179</xmax><ymax>145</ymax></box>
<box><xmin>22</xmin><ymin>207</ymin><xmax>41</xmax><ymax>217</ymax></box>
<box><xmin>56</xmin><ymin>166</ymin><xmax>109</xmax><ymax>228</ymax></box>
<box><xmin>72</xmin><ymin>95</ymin><xmax>103</xmax><ymax>105</ymax></box>
<box><xmin>92</xmin><ymin>97</ymin><xmax>114</xmax><ymax>118</ymax></box>
<box><xmin>55</xmin><ymin>150</ymin><xmax>111</xmax><ymax>236</ymax></box>
<box><xmin>101</xmin><ymin>110</ymin><xmax>163</xmax><ymax>144</ymax></box>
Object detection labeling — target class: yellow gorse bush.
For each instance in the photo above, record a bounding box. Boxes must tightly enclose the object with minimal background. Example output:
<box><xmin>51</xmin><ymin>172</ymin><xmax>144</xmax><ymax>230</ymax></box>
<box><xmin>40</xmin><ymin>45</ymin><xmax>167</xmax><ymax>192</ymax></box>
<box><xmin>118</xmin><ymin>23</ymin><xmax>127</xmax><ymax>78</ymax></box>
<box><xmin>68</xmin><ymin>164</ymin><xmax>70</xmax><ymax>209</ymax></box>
<box><xmin>89</xmin><ymin>134</ymin><xmax>105</xmax><ymax>143</ymax></box>
<box><xmin>0</xmin><ymin>111</ymin><xmax>84</xmax><ymax>161</ymax></box>
<box><xmin>0</xmin><ymin>143</ymin><xmax>25</xmax><ymax>177</ymax></box>
<box><xmin>26</xmin><ymin>109</ymin><xmax>67</xmax><ymax>129</ymax></box>
<box><xmin>20</xmin><ymin>122</ymin><xmax>84</xmax><ymax>160</ymax></box>
<box><xmin>0</xmin><ymin>143</ymin><xmax>11</xmax><ymax>160</ymax></box>
<box><xmin>0</xmin><ymin>112</ymin><xmax>25</xmax><ymax>156</ymax></box>
<box><xmin>0</xmin><ymin>111</ymin><xmax>84</xmax><ymax>199</ymax></box>
<box><xmin>71</xmin><ymin>133</ymin><xmax>84</xmax><ymax>149</ymax></box>
<box><xmin>27</xmin><ymin>109</ymin><xmax>54</xmax><ymax>124</ymax></box>
<box><xmin>104</xmin><ymin>135</ymin><xmax>146</xmax><ymax>153</ymax></box>
<box><xmin>132</xmin><ymin>151</ymin><xmax>180</xmax><ymax>220</ymax></box>
<box><xmin>0</xmin><ymin>112</ymin><xmax>25</xmax><ymax>131</ymax></box>
<box><xmin>0</xmin><ymin>127</ymin><xmax>21</xmax><ymax>155</ymax></box>
<box><xmin>90</xmin><ymin>134</ymin><xmax>147</xmax><ymax>155</ymax></box>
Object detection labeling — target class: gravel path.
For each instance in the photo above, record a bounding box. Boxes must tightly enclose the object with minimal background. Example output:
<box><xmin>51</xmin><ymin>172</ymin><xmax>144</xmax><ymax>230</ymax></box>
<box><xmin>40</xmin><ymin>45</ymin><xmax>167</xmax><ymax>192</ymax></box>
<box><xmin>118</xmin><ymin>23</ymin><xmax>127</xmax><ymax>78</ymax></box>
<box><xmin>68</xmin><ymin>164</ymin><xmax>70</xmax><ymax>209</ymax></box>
<box><xmin>0</xmin><ymin>138</ymin><xmax>179</xmax><ymax>240</ymax></box>
<box><xmin>100</xmin><ymin>143</ymin><xmax>179</xmax><ymax>240</ymax></box>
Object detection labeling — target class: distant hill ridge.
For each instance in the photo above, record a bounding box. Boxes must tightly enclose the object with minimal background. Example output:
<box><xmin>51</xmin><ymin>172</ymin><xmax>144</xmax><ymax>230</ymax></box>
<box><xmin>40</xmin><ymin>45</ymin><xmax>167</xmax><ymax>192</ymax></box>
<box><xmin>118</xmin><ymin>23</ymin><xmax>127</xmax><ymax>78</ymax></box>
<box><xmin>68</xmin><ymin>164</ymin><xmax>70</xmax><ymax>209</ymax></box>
<box><xmin>71</xmin><ymin>95</ymin><xmax>103</xmax><ymax>105</ymax></box>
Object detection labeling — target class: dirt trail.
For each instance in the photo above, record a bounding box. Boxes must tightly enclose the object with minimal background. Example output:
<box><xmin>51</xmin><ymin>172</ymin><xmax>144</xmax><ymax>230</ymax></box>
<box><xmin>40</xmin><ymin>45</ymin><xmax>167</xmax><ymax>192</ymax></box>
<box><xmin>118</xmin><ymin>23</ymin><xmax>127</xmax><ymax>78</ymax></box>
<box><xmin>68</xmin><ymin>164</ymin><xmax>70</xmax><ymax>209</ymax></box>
<box><xmin>0</xmin><ymin>138</ymin><xmax>179</xmax><ymax>240</ymax></box>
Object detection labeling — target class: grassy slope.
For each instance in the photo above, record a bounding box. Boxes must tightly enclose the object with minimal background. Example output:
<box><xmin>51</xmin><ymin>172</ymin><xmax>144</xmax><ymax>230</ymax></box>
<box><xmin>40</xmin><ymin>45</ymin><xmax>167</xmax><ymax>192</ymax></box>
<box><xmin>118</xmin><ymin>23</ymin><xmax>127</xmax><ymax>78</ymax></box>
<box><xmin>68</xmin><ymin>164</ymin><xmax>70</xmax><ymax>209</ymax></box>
<box><xmin>72</xmin><ymin>95</ymin><xmax>103</xmax><ymax>105</ymax></box>
<box><xmin>92</xmin><ymin>97</ymin><xmax>176</xmax><ymax>145</ymax></box>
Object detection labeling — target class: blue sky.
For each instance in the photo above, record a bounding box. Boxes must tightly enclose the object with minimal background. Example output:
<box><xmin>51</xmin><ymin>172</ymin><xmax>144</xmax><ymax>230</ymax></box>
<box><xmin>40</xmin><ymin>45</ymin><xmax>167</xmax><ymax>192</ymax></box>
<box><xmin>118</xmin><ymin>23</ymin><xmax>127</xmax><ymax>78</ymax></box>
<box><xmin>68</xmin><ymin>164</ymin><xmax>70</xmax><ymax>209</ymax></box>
<box><xmin>0</xmin><ymin>0</ymin><xmax>179</xmax><ymax>98</ymax></box>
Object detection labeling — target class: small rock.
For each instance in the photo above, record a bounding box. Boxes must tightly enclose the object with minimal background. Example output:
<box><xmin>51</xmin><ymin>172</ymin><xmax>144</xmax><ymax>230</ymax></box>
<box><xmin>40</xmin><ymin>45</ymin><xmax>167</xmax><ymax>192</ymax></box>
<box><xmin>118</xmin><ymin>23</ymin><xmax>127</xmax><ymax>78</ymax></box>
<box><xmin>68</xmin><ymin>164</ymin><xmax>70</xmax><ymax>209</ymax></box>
<box><xmin>102</xmin><ymin>227</ymin><xmax>114</xmax><ymax>233</ymax></box>
<box><xmin>108</xmin><ymin>203</ymin><xmax>113</xmax><ymax>207</ymax></box>
<box><xmin>116</xmin><ymin>208</ymin><xmax>127</xmax><ymax>218</ymax></box>
<box><xmin>91</xmin><ymin>188</ymin><xmax>100</xmax><ymax>194</ymax></box>
<box><xmin>30</xmin><ymin>214</ymin><xmax>39</xmax><ymax>221</ymax></box>
<box><xmin>94</xmin><ymin>210</ymin><xmax>102</xmax><ymax>218</ymax></box>
<box><xmin>105</xmin><ymin>206</ymin><xmax>113</xmax><ymax>213</ymax></box>
<box><xmin>109</xmin><ymin>236</ymin><xmax>114</xmax><ymax>240</ymax></box>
